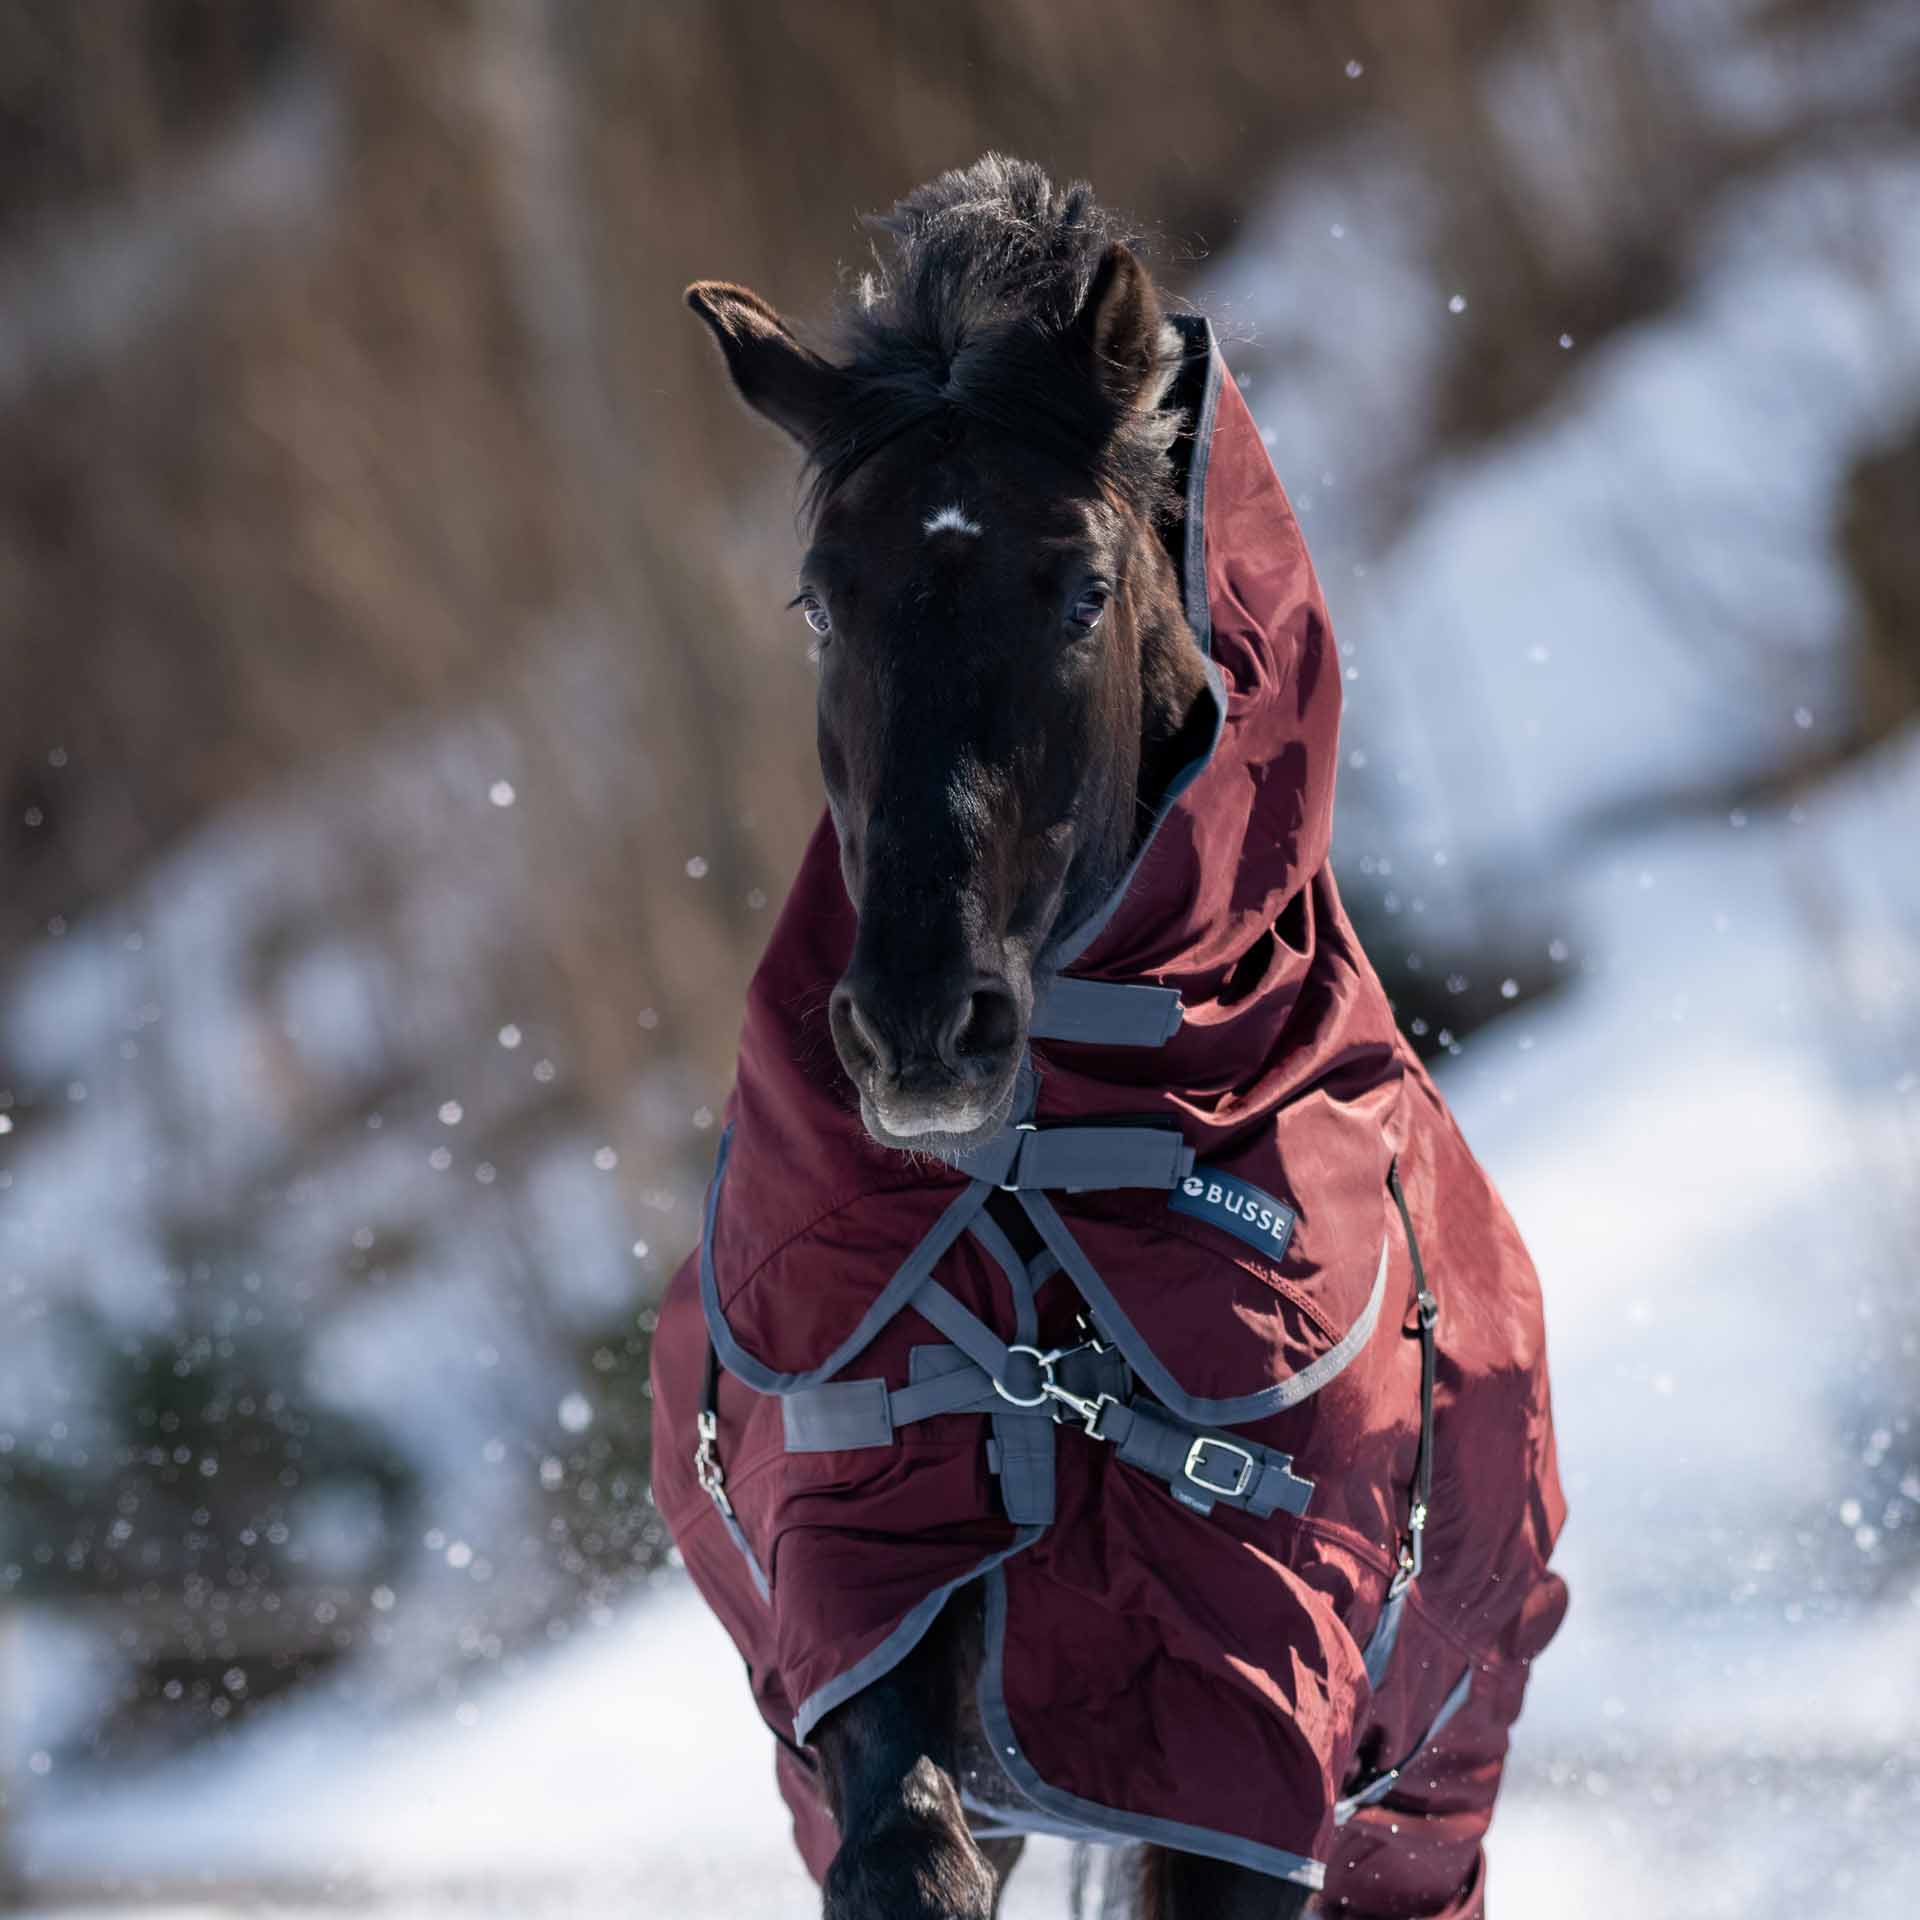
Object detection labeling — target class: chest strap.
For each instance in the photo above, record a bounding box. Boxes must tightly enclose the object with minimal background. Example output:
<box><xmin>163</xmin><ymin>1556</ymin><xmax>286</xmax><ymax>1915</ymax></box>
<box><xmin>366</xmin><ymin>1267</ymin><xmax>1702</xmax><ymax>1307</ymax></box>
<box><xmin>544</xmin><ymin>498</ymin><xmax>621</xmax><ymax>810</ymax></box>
<box><xmin>693</xmin><ymin>970</ymin><xmax>1441</xmax><ymax>1652</ymax></box>
<box><xmin>957</xmin><ymin>1121</ymin><xmax>1194</xmax><ymax>1193</ymax></box>
<box><xmin>781</xmin><ymin>1331</ymin><xmax>1316</xmax><ymax>1522</ymax></box>
<box><xmin>1027</xmin><ymin>976</ymin><xmax>1185</xmax><ymax>1047</ymax></box>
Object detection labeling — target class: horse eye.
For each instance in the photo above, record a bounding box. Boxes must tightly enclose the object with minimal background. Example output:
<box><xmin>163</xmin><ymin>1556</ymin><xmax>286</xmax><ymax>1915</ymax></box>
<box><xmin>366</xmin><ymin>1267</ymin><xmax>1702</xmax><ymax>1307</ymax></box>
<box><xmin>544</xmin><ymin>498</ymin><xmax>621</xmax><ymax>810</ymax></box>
<box><xmin>1069</xmin><ymin>586</ymin><xmax>1110</xmax><ymax>631</ymax></box>
<box><xmin>801</xmin><ymin>597</ymin><xmax>832</xmax><ymax>637</ymax></box>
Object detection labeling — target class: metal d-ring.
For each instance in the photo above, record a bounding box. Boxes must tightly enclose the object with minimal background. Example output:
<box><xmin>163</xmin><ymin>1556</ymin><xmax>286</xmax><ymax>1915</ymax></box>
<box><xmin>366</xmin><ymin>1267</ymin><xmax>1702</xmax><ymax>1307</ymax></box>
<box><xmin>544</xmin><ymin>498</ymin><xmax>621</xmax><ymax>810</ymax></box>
<box><xmin>991</xmin><ymin>1342</ymin><xmax>1054</xmax><ymax>1408</ymax></box>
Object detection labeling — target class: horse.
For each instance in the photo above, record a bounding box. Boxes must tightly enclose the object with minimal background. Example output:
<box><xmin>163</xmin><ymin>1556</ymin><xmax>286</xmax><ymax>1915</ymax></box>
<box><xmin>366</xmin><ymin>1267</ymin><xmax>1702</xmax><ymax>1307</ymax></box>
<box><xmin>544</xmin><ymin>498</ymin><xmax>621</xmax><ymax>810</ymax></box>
<box><xmin>668</xmin><ymin>152</ymin><xmax>1566</xmax><ymax>1920</ymax></box>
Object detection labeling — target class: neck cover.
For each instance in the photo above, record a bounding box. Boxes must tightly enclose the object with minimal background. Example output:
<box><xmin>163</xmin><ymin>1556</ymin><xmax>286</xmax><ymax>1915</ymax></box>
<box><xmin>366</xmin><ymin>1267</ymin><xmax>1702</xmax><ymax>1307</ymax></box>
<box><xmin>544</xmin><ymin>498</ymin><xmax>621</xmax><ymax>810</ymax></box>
<box><xmin>650</xmin><ymin>322</ymin><xmax>1566</xmax><ymax>1899</ymax></box>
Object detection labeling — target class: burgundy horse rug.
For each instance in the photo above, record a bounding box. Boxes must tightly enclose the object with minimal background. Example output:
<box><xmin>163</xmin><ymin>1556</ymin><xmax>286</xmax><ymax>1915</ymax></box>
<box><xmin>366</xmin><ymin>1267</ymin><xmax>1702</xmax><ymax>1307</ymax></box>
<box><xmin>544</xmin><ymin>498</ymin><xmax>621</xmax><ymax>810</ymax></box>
<box><xmin>651</xmin><ymin>321</ymin><xmax>1567</xmax><ymax>1917</ymax></box>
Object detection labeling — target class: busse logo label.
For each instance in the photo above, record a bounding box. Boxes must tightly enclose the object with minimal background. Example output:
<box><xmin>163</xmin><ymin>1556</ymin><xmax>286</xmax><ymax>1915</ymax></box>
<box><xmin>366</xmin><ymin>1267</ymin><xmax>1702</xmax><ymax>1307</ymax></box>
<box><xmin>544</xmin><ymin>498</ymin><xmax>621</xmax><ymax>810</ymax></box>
<box><xmin>1169</xmin><ymin>1168</ymin><xmax>1297</xmax><ymax>1260</ymax></box>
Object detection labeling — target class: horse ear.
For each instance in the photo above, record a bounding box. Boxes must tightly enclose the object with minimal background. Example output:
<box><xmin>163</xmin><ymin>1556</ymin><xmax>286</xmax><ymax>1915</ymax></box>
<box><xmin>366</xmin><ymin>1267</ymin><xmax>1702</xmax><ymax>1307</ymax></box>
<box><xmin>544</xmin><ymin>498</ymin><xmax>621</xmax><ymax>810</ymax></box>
<box><xmin>1073</xmin><ymin>243</ymin><xmax>1169</xmax><ymax>413</ymax></box>
<box><xmin>686</xmin><ymin>281</ymin><xmax>841</xmax><ymax>449</ymax></box>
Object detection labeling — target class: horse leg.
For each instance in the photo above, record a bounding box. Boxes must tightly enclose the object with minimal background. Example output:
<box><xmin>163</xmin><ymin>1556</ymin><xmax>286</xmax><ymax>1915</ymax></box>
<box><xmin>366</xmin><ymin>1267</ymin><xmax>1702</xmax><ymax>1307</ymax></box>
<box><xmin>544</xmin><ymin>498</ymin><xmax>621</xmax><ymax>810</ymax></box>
<box><xmin>1137</xmin><ymin>1845</ymin><xmax>1315</xmax><ymax>1920</ymax></box>
<box><xmin>812</xmin><ymin>1599</ymin><xmax>1004</xmax><ymax>1920</ymax></box>
<box><xmin>978</xmin><ymin>1836</ymin><xmax>1025</xmax><ymax>1916</ymax></box>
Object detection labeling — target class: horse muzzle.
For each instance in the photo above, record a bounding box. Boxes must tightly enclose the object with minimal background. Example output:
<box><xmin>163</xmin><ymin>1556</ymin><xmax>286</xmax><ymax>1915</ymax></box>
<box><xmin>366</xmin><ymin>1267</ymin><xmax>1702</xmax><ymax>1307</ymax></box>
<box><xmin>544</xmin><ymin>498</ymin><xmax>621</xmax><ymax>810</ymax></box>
<box><xmin>829</xmin><ymin>969</ymin><xmax>1026</xmax><ymax>1152</ymax></box>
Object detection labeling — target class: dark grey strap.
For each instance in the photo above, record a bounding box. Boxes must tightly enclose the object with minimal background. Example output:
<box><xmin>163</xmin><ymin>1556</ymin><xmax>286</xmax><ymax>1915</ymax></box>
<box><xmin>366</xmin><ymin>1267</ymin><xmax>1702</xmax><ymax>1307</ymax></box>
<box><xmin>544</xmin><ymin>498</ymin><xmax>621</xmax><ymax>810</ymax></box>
<box><xmin>903</xmin><ymin>1281</ymin><xmax>1057</xmax><ymax>1524</ymax></box>
<box><xmin>949</xmin><ymin>1119</ymin><xmax>1195</xmax><ymax>1193</ymax></box>
<box><xmin>949</xmin><ymin>1127</ymin><xmax>1025</xmax><ymax>1185</ymax></box>
<box><xmin>898</xmin><ymin>1343</ymin><xmax>1133</xmax><ymax>1429</ymax></box>
<box><xmin>1004</xmin><ymin>1125</ymin><xmax>1194</xmax><ymax>1192</ymax></box>
<box><xmin>702</xmin><ymin>1138</ymin><xmax>997</xmax><ymax>1392</ymax></box>
<box><xmin>777</xmin><ymin>1331</ymin><xmax>1306</xmax><ymax>1523</ymax></box>
<box><xmin>961</xmin><ymin>1208</ymin><xmax>1057</xmax><ymax>1521</ymax></box>
<box><xmin>893</xmin><ymin>1354</ymin><xmax>1003</xmax><ymax>1421</ymax></box>
<box><xmin>1095</xmin><ymin>1400</ymin><xmax>1315</xmax><ymax>1521</ymax></box>
<box><xmin>1362</xmin><ymin>1586</ymin><xmax>1406</xmax><ymax>1690</ymax></box>
<box><xmin>783</xmin><ymin>1344</ymin><xmax>1128</xmax><ymax>1443</ymax></box>
<box><xmin>1020</xmin><ymin>1189</ymin><xmax>1392</xmax><ymax>1426</ymax></box>
<box><xmin>1029</xmin><ymin>976</ymin><xmax>1185</xmax><ymax>1047</ymax></box>
<box><xmin>911</xmin><ymin>1276</ymin><xmax>1019</xmax><ymax>1377</ymax></box>
<box><xmin>780</xmin><ymin>1348</ymin><xmax>1011</xmax><ymax>1449</ymax></box>
<box><xmin>990</xmin><ymin>1402</ymin><xmax>1056</xmax><ymax>1525</ymax></box>
<box><xmin>966</xmin><ymin>1212</ymin><xmax>1033</xmax><ymax>1329</ymax></box>
<box><xmin>1332</xmin><ymin>1667</ymin><xmax>1473</xmax><ymax>1826</ymax></box>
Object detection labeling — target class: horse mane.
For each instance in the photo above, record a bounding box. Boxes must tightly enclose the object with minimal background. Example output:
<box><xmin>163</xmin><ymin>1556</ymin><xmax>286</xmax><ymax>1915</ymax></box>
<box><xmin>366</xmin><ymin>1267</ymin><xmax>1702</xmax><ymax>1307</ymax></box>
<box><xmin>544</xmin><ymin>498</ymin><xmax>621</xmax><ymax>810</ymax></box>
<box><xmin>804</xmin><ymin>153</ymin><xmax>1187</xmax><ymax>525</ymax></box>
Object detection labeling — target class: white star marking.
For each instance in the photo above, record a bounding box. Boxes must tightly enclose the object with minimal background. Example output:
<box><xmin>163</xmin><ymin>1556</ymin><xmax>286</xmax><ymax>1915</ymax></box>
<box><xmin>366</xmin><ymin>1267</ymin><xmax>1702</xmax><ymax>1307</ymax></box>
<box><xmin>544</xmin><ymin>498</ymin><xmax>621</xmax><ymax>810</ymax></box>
<box><xmin>922</xmin><ymin>503</ymin><xmax>983</xmax><ymax>538</ymax></box>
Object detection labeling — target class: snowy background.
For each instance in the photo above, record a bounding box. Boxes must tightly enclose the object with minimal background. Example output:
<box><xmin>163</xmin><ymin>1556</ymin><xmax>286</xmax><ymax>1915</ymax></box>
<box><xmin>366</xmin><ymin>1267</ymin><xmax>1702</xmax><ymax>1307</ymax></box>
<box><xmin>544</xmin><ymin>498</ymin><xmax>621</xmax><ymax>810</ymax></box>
<box><xmin>3</xmin><ymin>4</ymin><xmax>1917</xmax><ymax>1916</ymax></box>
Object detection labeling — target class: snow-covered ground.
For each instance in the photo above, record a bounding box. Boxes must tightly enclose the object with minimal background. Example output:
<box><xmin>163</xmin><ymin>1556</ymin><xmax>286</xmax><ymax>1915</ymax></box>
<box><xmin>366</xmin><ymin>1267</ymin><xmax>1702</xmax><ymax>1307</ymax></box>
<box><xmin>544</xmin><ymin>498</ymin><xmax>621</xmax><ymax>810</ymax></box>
<box><xmin>18</xmin><ymin>728</ymin><xmax>1917</xmax><ymax>1919</ymax></box>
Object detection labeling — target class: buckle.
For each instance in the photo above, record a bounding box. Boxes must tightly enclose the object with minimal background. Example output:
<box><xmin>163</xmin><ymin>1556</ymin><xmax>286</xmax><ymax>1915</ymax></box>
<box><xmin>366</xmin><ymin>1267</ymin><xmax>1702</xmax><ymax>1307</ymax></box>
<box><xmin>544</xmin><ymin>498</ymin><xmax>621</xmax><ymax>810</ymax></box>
<box><xmin>1047</xmin><ymin>1381</ymin><xmax>1117</xmax><ymax>1438</ymax></box>
<box><xmin>1183</xmin><ymin>1435</ymin><xmax>1257</xmax><ymax>1500</ymax></box>
<box><xmin>1388</xmin><ymin>1512</ymin><xmax>1426</xmax><ymax>1598</ymax></box>
<box><xmin>992</xmin><ymin>1343</ymin><xmax>1117</xmax><ymax>1435</ymax></box>
<box><xmin>693</xmin><ymin>1409</ymin><xmax>734</xmax><ymax>1517</ymax></box>
<box><xmin>1073</xmin><ymin>1312</ymin><xmax>1111</xmax><ymax>1354</ymax></box>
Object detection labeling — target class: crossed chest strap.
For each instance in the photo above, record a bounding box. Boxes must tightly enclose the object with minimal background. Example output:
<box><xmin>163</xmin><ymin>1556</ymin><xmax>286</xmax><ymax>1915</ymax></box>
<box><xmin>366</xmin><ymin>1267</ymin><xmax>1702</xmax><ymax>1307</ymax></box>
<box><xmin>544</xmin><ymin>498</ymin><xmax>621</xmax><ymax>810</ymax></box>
<box><xmin>694</xmin><ymin>974</ymin><xmax>1438</xmax><ymax>1617</ymax></box>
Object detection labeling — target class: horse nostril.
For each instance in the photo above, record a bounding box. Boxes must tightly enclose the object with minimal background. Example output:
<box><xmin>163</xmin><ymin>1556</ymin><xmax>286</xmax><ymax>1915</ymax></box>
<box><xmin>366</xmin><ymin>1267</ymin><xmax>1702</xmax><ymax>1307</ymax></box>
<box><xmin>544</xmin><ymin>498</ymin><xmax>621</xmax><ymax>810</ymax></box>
<box><xmin>945</xmin><ymin>983</ymin><xmax>1021</xmax><ymax>1070</ymax></box>
<box><xmin>830</xmin><ymin>985</ymin><xmax>894</xmax><ymax>1081</ymax></box>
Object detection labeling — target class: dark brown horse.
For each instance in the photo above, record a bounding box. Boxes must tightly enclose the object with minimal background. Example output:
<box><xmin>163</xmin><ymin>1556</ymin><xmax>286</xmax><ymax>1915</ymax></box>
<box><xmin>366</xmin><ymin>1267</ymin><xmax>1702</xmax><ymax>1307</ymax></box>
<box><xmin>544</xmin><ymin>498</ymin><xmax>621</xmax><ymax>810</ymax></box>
<box><xmin>688</xmin><ymin>156</ymin><xmax>1308</xmax><ymax>1919</ymax></box>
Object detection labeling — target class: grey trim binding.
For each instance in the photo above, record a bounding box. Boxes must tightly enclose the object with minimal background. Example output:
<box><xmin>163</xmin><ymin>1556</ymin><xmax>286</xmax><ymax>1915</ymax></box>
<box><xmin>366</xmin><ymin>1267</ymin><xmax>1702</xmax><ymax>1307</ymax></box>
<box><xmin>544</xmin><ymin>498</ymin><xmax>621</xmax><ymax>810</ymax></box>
<box><xmin>700</xmin><ymin>1124</ymin><xmax>996</xmax><ymax>1394</ymax></box>
<box><xmin>1045</xmin><ymin>315</ymin><xmax>1225</xmax><ymax>977</ymax></box>
<box><xmin>1043</xmin><ymin>659</ymin><xmax>1225</xmax><ymax>976</ymax></box>
<box><xmin>1019</xmin><ymin>1190</ymin><xmax>1392</xmax><ymax>1427</ymax></box>
<box><xmin>716</xmin><ymin>1507</ymin><xmax>771</xmax><ymax>1604</ymax></box>
<box><xmin>1170</xmin><ymin>312</ymin><xmax>1223</xmax><ymax>660</ymax></box>
<box><xmin>976</xmin><ymin>1566</ymin><xmax>1326</xmax><ymax>1890</ymax></box>
<box><xmin>790</xmin><ymin>1529</ymin><xmax>1043</xmax><ymax>1743</ymax></box>
<box><xmin>1363</xmin><ymin>1585</ymin><xmax>1406</xmax><ymax>1690</ymax></box>
<box><xmin>1332</xmin><ymin>1665</ymin><xmax>1474</xmax><ymax>1826</ymax></box>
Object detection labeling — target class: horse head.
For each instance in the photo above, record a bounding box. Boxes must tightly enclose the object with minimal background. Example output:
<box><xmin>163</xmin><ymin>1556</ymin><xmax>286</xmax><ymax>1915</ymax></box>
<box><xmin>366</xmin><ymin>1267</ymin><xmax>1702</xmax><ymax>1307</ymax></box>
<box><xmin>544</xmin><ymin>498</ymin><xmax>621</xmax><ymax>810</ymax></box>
<box><xmin>687</xmin><ymin>156</ymin><xmax>1211</xmax><ymax>1153</ymax></box>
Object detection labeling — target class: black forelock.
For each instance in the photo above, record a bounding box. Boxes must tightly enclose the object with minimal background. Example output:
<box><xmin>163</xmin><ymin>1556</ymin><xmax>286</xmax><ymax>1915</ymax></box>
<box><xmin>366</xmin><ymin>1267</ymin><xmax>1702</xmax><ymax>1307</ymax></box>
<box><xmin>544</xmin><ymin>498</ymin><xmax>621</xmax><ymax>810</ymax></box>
<box><xmin>802</xmin><ymin>155</ymin><xmax>1185</xmax><ymax>526</ymax></box>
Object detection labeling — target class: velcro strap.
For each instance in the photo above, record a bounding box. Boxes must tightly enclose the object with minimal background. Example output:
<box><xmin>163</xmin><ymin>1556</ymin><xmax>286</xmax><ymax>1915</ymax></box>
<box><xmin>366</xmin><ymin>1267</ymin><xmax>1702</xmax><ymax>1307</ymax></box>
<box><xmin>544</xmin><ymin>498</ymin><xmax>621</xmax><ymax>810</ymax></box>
<box><xmin>781</xmin><ymin>1377</ymin><xmax>893</xmax><ymax>1452</ymax></box>
<box><xmin>780</xmin><ymin>1357</ymin><xmax>1043</xmax><ymax>1448</ymax></box>
<box><xmin>1002</xmin><ymin>1125</ymin><xmax>1195</xmax><ymax>1192</ymax></box>
<box><xmin>1029</xmin><ymin>977</ymin><xmax>1184</xmax><ymax>1047</ymax></box>
<box><xmin>1097</xmin><ymin>1400</ymin><xmax>1315</xmax><ymax>1520</ymax></box>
